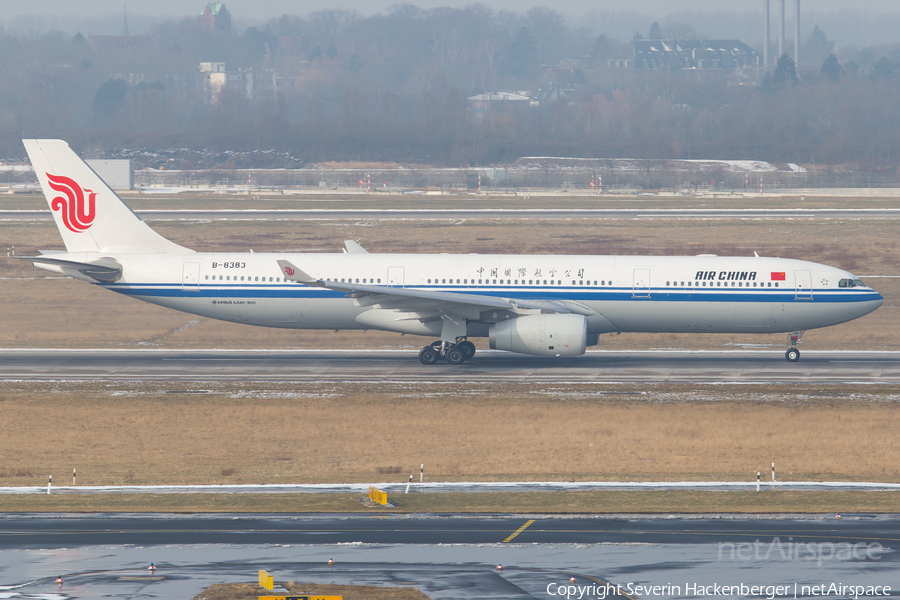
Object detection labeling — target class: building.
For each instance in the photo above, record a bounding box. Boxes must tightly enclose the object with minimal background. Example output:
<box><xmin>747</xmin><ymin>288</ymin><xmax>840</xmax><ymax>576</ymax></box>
<box><xmin>85</xmin><ymin>160</ymin><xmax>133</xmax><ymax>191</ymax></box>
<box><xmin>466</xmin><ymin>92</ymin><xmax>531</xmax><ymax>119</ymax></box>
<box><xmin>200</xmin><ymin>63</ymin><xmax>277</xmax><ymax>102</ymax></box>
<box><xmin>609</xmin><ymin>39</ymin><xmax>759</xmax><ymax>71</ymax></box>
<box><xmin>530</xmin><ymin>67</ymin><xmax>590</xmax><ymax>106</ymax></box>
<box><xmin>201</xmin><ymin>2</ymin><xmax>231</xmax><ymax>31</ymax></box>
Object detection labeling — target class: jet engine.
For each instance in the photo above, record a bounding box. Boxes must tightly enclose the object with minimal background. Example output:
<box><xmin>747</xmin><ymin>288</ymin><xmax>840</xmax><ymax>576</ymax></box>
<box><xmin>489</xmin><ymin>313</ymin><xmax>588</xmax><ymax>356</ymax></box>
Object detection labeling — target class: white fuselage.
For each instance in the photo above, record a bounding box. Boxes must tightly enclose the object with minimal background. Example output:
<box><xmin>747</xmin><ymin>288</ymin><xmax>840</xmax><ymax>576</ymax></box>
<box><xmin>49</xmin><ymin>251</ymin><xmax>884</xmax><ymax>339</ymax></box>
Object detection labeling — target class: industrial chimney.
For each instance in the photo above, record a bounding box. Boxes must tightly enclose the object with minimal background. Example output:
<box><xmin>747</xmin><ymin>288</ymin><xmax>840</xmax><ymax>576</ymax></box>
<box><xmin>794</xmin><ymin>0</ymin><xmax>800</xmax><ymax>68</ymax></box>
<box><xmin>763</xmin><ymin>0</ymin><xmax>770</xmax><ymax>69</ymax></box>
<box><xmin>778</xmin><ymin>0</ymin><xmax>785</xmax><ymax>58</ymax></box>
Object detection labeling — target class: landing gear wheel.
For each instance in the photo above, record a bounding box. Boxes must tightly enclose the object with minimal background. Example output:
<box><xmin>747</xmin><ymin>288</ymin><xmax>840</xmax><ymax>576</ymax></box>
<box><xmin>785</xmin><ymin>348</ymin><xmax>800</xmax><ymax>362</ymax></box>
<box><xmin>458</xmin><ymin>340</ymin><xmax>476</xmax><ymax>359</ymax></box>
<box><xmin>418</xmin><ymin>346</ymin><xmax>440</xmax><ymax>365</ymax></box>
<box><xmin>445</xmin><ymin>345</ymin><xmax>467</xmax><ymax>365</ymax></box>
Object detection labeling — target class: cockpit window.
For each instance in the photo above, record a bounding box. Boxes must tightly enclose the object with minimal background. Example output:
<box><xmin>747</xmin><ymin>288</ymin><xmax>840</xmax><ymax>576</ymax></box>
<box><xmin>839</xmin><ymin>278</ymin><xmax>866</xmax><ymax>288</ymax></box>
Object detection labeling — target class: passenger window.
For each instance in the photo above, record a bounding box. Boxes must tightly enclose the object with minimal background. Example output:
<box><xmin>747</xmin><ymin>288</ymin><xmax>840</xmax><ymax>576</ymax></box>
<box><xmin>276</xmin><ymin>277</ymin><xmax>280</xmax><ymax>282</ymax></box>
<box><xmin>378</xmin><ymin>279</ymin><xmax>381</xmax><ymax>283</ymax></box>
<box><xmin>774</xmin><ymin>282</ymin><xmax>779</xmax><ymax>287</ymax></box>
<box><xmin>205</xmin><ymin>275</ymin><xmax>209</xmax><ymax>280</ymax></box>
<box><xmin>226</xmin><ymin>276</ymin><xmax>230</xmax><ymax>281</ymax></box>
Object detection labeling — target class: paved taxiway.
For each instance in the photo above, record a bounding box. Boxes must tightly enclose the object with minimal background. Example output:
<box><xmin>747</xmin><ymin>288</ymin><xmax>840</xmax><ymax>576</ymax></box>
<box><xmin>4</xmin><ymin>208</ymin><xmax>900</xmax><ymax>221</ymax></box>
<box><xmin>3</xmin><ymin>349</ymin><xmax>900</xmax><ymax>383</ymax></box>
<box><xmin>1</xmin><ymin>514</ymin><xmax>896</xmax><ymax>599</ymax></box>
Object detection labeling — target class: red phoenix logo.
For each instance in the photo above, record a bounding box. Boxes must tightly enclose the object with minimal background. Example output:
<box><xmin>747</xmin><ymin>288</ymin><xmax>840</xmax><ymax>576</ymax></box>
<box><xmin>46</xmin><ymin>173</ymin><xmax>97</xmax><ymax>233</ymax></box>
<box><xmin>284</xmin><ymin>266</ymin><xmax>295</xmax><ymax>276</ymax></box>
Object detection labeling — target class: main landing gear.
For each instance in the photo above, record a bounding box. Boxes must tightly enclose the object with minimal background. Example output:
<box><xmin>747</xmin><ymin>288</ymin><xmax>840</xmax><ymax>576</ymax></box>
<box><xmin>785</xmin><ymin>330</ymin><xmax>803</xmax><ymax>362</ymax></box>
<box><xmin>418</xmin><ymin>340</ymin><xmax>476</xmax><ymax>365</ymax></box>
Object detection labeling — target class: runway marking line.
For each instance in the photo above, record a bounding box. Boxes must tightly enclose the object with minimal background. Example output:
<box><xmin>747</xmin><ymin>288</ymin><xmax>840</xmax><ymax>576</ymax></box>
<box><xmin>503</xmin><ymin>519</ymin><xmax>536</xmax><ymax>542</ymax></box>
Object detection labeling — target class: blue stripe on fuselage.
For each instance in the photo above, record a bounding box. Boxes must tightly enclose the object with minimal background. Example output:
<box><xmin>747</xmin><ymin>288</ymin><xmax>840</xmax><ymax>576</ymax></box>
<box><xmin>104</xmin><ymin>283</ymin><xmax>883</xmax><ymax>304</ymax></box>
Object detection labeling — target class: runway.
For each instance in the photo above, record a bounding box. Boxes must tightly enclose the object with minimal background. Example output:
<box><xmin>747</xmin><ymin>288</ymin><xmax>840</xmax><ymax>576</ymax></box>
<box><xmin>3</xmin><ymin>208</ymin><xmax>900</xmax><ymax>221</ymax></box>
<box><xmin>3</xmin><ymin>349</ymin><xmax>900</xmax><ymax>383</ymax></box>
<box><xmin>2</xmin><ymin>513</ymin><xmax>897</xmax><ymax>548</ymax></box>
<box><xmin>1</xmin><ymin>514</ymin><xmax>896</xmax><ymax>599</ymax></box>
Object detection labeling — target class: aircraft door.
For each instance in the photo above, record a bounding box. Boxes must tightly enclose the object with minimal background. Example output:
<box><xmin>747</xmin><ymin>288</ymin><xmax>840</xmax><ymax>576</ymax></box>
<box><xmin>632</xmin><ymin>268</ymin><xmax>651</xmax><ymax>298</ymax></box>
<box><xmin>182</xmin><ymin>262</ymin><xmax>200</xmax><ymax>291</ymax></box>
<box><xmin>794</xmin><ymin>270</ymin><xmax>813</xmax><ymax>300</ymax></box>
<box><xmin>387</xmin><ymin>266</ymin><xmax>405</xmax><ymax>287</ymax></box>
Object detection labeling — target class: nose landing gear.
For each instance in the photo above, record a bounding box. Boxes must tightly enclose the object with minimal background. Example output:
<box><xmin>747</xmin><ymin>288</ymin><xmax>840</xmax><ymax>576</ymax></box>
<box><xmin>418</xmin><ymin>339</ymin><xmax>476</xmax><ymax>365</ymax></box>
<box><xmin>785</xmin><ymin>331</ymin><xmax>802</xmax><ymax>362</ymax></box>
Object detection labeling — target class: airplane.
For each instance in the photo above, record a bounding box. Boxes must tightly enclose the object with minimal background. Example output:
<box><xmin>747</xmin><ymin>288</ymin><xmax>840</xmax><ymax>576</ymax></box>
<box><xmin>20</xmin><ymin>139</ymin><xmax>884</xmax><ymax>364</ymax></box>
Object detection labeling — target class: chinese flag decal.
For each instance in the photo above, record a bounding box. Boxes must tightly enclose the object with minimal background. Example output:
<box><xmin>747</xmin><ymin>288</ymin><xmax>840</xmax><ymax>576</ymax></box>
<box><xmin>771</xmin><ymin>272</ymin><xmax>786</xmax><ymax>281</ymax></box>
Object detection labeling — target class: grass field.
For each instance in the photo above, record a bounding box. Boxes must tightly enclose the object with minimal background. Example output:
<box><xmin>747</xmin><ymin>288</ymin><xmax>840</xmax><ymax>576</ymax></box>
<box><xmin>2</xmin><ymin>491</ymin><xmax>899</xmax><ymax>514</ymax></box>
<box><xmin>2</xmin><ymin>381</ymin><xmax>899</xmax><ymax>488</ymax></box>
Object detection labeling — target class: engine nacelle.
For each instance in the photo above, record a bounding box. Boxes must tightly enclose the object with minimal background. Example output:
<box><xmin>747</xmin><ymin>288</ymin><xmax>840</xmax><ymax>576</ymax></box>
<box><xmin>489</xmin><ymin>314</ymin><xmax>588</xmax><ymax>356</ymax></box>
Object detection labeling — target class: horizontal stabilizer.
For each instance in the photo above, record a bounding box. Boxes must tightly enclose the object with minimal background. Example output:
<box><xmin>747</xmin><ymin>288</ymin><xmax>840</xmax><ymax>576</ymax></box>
<box><xmin>15</xmin><ymin>255</ymin><xmax>122</xmax><ymax>282</ymax></box>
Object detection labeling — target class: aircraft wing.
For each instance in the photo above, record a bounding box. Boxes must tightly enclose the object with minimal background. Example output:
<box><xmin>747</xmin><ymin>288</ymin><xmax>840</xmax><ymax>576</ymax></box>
<box><xmin>276</xmin><ymin>259</ymin><xmax>577</xmax><ymax>317</ymax></box>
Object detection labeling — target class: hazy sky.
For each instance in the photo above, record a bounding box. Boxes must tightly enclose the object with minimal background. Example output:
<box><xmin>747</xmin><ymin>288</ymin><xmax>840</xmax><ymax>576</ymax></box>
<box><xmin>5</xmin><ymin>0</ymin><xmax>900</xmax><ymax>19</ymax></box>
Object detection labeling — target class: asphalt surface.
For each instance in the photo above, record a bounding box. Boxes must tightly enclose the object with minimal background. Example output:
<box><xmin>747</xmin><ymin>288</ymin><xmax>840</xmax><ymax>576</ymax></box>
<box><xmin>3</xmin><ymin>349</ymin><xmax>900</xmax><ymax>383</ymax></box>
<box><xmin>2</xmin><ymin>514</ymin><xmax>897</xmax><ymax>599</ymax></box>
<box><xmin>4</xmin><ymin>208</ymin><xmax>900</xmax><ymax>220</ymax></box>
<box><xmin>1</xmin><ymin>514</ymin><xmax>897</xmax><ymax>549</ymax></box>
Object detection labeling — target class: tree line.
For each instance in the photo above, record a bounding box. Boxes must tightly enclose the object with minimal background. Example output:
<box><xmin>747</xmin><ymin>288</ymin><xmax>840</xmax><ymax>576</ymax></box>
<box><xmin>2</xmin><ymin>5</ymin><xmax>900</xmax><ymax>169</ymax></box>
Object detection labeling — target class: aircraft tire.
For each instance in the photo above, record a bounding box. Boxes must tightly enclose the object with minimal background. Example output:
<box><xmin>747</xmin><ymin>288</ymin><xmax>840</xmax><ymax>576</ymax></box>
<box><xmin>446</xmin><ymin>345</ymin><xmax>467</xmax><ymax>365</ymax></box>
<box><xmin>459</xmin><ymin>340</ymin><xmax>476</xmax><ymax>358</ymax></box>
<box><xmin>419</xmin><ymin>346</ymin><xmax>440</xmax><ymax>365</ymax></box>
<box><xmin>785</xmin><ymin>348</ymin><xmax>800</xmax><ymax>362</ymax></box>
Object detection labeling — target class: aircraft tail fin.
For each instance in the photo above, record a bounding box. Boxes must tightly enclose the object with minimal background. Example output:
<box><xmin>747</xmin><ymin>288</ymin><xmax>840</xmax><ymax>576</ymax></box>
<box><xmin>24</xmin><ymin>139</ymin><xmax>190</xmax><ymax>254</ymax></box>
